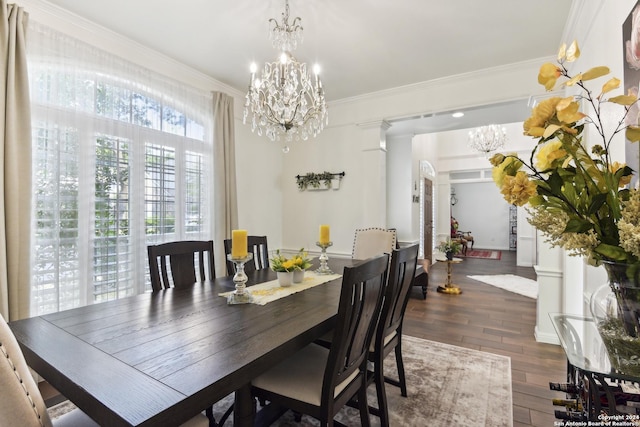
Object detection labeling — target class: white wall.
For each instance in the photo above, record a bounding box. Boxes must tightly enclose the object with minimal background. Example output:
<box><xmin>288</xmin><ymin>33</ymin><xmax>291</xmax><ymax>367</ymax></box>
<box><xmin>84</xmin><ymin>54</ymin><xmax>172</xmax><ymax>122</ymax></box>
<box><xmin>386</xmin><ymin>135</ymin><xmax>413</xmax><ymax>243</ymax></box>
<box><xmin>451</xmin><ymin>182</ymin><xmax>509</xmax><ymax>250</ymax></box>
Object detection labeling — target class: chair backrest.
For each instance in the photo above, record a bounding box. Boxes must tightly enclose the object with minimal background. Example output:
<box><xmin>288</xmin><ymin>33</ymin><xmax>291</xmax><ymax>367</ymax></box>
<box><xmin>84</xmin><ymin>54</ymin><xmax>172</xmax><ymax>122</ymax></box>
<box><xmin>352</xmin><ymin>228</ymin><xmax>397</xmax><ymax>260</ymax></box>
<box><xmin>147</xmin><ymin>240</ymin><xmax>215</xmax><ymax>291</ymax></box>
<box><xmin>322</xmin><ymin>254</ymin><xmax>389</xmax><ymax>408</ymax></box>
<box><xmin>375</xmin><ymin>244</ymin><xmax>419</xmax><ymax>354</ymax></box>
<box><xmin>223</xmin><ymin>235</ymin><xmax>269</xmax><ymax>276</ymax></box>
<box><xmin>0</xmin><ymin>314</ymin><xmax>53</xmax><ymax>427</ymax></box>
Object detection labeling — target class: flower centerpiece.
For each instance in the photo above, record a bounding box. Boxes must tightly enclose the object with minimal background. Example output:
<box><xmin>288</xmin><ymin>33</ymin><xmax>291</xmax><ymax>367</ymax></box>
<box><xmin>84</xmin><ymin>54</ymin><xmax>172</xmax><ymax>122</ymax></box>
<box><xmin>437</xmin><ymin>238</ymin><xmax>463</xmax><ymax>260</ymax></box>
<box><xmin>270</xmin><ymin>250</ymin><xmax>296</xmax><ymax>287</ymax></box>
<box><xmin>292</xmin><ymin>248</ymin><xmax>312</xmax><ymax>283</ymax></box>
<box><xmin>270</xmin><ymin>249</ymin><xmax>313</xmax><ymax>285</ymax></box>
<box><xmin>489</xmin><ymin>40</ymin><xmax>640</xmax><ymax>374</ymax></box>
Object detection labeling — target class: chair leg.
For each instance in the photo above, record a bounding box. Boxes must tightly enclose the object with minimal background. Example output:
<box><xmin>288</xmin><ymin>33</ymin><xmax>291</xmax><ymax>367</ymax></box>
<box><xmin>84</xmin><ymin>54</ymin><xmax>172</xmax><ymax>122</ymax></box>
<box><xmin>395</xmin><ymin>343</ymin><xmax>408</xmax><ymax>397</ymax></box>
<box><xmin>357</xmin><ymin>382</ymin><xmax>371</xmax><ymax>427</ymax></box>
<box><xmin>374</xmin><ymin>359</ymin><xmax>390</xmax><ymax>427</ymax></box>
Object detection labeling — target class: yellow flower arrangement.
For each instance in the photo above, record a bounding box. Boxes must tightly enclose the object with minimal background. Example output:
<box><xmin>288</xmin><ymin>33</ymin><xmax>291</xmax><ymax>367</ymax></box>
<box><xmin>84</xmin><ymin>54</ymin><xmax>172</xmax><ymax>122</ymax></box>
<box><xmin>490</xmin><ymin>40</ymin><xmax>640</xmax><ymax>266</ymax></box>
<box><xmin>270</xmin><ymin>248</ymin><xmax>312</xmax><ymax>272</ymax></box>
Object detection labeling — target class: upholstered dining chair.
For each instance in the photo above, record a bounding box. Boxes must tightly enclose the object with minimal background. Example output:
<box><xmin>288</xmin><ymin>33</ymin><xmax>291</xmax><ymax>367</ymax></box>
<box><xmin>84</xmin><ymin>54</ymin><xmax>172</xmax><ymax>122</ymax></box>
<box><xmin>0</xmin><ymin>313</ymin><xmax>211</xmax><ymax>426</ymax></box>
<box><xmin>368</xmin><ymin>243</ymin><xmax>419</xmax><ymax>427</ymax></box>
<box><xmin>251</xmin><ymin>254</ymin><xmax>390</xmax><ymax>426</ymax></box>
<box><xmin>223</xmin><ymin>235</ymin><xmax>269</xmax><ymax>276</ymax></box>
<box><xmin>147</xmin><ymin>240</ymin><xmax>215</xmax><ymax>291</ymax></box>
<box><xmin>352</xmin><ymin>228</ymin><xmax>397</xmax><ymax>260</ymax></box>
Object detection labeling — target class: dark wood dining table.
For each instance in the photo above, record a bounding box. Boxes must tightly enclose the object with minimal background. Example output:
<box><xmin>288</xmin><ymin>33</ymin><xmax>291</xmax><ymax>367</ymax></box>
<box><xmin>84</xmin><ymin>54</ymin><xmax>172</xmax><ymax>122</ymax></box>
<box><xmin>9</xmin><ymin>259</ymin><xmax>354</xmax><ymax>427</ymax></box>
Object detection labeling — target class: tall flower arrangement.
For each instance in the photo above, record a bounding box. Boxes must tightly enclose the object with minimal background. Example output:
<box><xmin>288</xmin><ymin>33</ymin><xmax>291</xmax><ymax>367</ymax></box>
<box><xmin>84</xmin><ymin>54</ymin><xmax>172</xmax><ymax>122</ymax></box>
<box><xmin>491</xmin><ymin>41</ymin><xmax>640</xmax><ymax>267</ymax></box>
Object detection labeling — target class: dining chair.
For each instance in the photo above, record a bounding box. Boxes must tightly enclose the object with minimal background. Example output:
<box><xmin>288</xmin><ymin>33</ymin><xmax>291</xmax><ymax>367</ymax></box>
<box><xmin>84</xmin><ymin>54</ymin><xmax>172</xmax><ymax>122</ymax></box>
<box><xmin>1</xmin><ymin>314</ymin><xmax>211</xmax><ymax>426</ymax></box>
<box><xmin>251</xmin><ymin>254</ymin><xmax>390</xmax><ymax>426</ymax></box>
<box><xmin>351</xmin><ymin>227</ymin><xmax>397</xmax><ymax>260</ymax></box>
<box><xmin>223</xmin><ymin>235</ymin><xmax>269</xmax><ymax>276</ymax></box>
<box><xmin>368</xmin><ymin>243</ymin><xmax>419</xmax><ymax>427</ymax></box>
<box><xmin>147</xmin><ymin>240</ymin><xmax>215</xmax><ymax>291</ymax></box>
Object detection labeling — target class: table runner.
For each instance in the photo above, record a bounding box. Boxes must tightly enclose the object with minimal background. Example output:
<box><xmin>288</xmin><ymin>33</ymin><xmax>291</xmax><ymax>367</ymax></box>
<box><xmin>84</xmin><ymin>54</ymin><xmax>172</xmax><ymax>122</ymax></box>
<box><xmin>219</xmin><ymin>271</ymin><xmax>342</xmax><ymax>305</ymax></box>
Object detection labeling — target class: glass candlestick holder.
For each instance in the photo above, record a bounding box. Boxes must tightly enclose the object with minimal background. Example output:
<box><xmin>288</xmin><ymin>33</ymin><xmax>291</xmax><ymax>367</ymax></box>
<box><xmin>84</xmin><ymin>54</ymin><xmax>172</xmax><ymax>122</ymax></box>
<box><xmin>315</xmin><ymin>241</ymin><xmax>333</xmax><ymax>275</ymax></box>
<box><xmin>226</xmin><ymin>253</ymin><xmax>254</xmax><ymax>304</ymax></box>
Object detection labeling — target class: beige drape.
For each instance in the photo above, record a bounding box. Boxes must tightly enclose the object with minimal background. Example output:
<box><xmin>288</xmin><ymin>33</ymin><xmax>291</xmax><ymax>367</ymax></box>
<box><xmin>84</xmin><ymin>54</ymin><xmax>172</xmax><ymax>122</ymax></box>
<box><xmin>212</xmin><ymin>92</ymin><xmax>238</xmax><ymax>276</ymax></box>
<box><xmin>0</xmin><ymin>0</ymin><xmax>30</xmax><ymax>321</ymax></box>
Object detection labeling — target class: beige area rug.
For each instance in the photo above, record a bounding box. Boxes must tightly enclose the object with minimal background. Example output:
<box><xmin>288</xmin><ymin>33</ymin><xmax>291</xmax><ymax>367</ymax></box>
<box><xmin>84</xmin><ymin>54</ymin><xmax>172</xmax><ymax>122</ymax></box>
<box><xmin>467</xmin><ymin>274</ymin><xmax>538</xmax><ymax>299</ymax></box>
<box><xmin>50</xmin><ymin>336</ymin><xmax>513</xmax><ymax>426</ymax></box>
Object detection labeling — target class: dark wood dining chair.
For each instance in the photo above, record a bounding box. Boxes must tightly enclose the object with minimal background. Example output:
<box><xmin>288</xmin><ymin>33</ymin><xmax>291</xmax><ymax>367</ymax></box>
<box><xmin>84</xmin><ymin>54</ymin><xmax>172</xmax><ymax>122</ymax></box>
<box><xmin>251</xmin><ymin>254</ymin><xmax>389</xmax><ymax>427</ymax></box>
<box><xmin>223</xmin><ymin>235</ymin><xmax>269</xmax><ymax>276</ymax></box>
<box><xmin>368</xmin><ymin>244</ymin><xmax>419</xmax><ymax>427</ymax></box>
<box><xmin>147</xmin><ymin>240</ymin><xmax>215</xmax><ymax>291</ymax></box>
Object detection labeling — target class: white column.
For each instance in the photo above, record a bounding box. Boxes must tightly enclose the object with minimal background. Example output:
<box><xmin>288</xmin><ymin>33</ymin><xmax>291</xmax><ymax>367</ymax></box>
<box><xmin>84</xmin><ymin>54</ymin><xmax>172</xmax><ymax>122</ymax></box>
<box><xmin>534</xmin><ymin>233</ymin><xmax>563</xmax><ymax>344</ymax></box>
<box><xmin>356</xmin><ymin>120</ymin><xmax>390</xmax><ymax>226</ymax></box>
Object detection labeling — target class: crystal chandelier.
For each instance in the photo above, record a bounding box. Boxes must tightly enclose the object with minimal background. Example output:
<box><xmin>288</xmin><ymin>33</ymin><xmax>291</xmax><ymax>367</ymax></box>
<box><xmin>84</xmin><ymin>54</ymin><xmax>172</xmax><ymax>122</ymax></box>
<box><xmin>468</xmin><ymin>124</ymin><xmax>507</xmax><ymax>156</ymax></box>
<box><xmin>243</xmin><ymin>0</ymin><xmax>328</xmax><ymax>149</ymax></box>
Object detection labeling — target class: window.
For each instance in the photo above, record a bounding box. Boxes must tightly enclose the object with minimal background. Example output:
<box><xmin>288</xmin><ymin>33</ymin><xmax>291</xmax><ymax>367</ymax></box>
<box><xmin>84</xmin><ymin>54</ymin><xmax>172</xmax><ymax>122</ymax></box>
<box><xmin>28</xmin><ymin>22</ymin><xmax>213</xmax><ymax>315</ymax></box>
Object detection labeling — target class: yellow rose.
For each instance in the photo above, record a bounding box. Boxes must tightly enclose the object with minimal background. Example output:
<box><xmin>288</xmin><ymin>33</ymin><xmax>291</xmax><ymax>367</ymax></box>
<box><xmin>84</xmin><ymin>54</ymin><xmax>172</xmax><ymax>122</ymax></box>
<box><xmin>282</xmin><ymin>259</ymin><xmax>295</xmax><ymax>270</ymax></box>
<box><xmin>500</xmin><ymin>171</ymin><xmax>537</xmax><ymax>206</ymax></box>
<box><xmin>535</xmin><ymin>140</ymin><xmax>567</xmax><ymax>171</ymax></box>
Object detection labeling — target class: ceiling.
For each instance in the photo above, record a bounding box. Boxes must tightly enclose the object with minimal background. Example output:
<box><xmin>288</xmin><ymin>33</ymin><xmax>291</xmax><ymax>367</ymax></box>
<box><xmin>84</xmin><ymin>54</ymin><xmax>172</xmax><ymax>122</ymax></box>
<box><xmin>41</xmin><ymin>0</ymin><xmax>573</xmax><ymax>136</ymax></box>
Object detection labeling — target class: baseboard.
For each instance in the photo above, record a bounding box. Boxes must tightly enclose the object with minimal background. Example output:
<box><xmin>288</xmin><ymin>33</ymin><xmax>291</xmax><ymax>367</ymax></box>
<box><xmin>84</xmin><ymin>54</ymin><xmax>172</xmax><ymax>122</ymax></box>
<box><xmin>534</xmin><ymin>326</ymin><xmax>560</xmax><ymax>345</ymax></box>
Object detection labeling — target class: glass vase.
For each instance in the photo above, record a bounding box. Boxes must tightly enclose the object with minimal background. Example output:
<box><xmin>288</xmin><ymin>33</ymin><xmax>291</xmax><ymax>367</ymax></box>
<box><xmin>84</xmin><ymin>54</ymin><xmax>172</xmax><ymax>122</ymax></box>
<box><xmin>589</xmin><ymin>261</ymin><xmax>640</xmax><ymax>376</ymax></box>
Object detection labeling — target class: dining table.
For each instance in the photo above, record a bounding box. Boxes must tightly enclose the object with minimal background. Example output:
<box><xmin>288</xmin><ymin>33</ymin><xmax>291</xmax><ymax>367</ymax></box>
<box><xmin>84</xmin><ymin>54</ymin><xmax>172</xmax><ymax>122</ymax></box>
<box><xmin>9</xmin><ymin>258</ymin><xmax>354</xmax><ymax>427</ymax></box>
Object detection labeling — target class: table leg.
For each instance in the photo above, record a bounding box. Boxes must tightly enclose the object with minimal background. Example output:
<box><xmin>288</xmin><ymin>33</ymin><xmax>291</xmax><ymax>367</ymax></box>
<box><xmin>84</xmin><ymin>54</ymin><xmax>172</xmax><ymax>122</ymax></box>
<box><xmin>233</xmin><ymin>383</ymin><xmax>255</xmax><ymax>427</ymax></box>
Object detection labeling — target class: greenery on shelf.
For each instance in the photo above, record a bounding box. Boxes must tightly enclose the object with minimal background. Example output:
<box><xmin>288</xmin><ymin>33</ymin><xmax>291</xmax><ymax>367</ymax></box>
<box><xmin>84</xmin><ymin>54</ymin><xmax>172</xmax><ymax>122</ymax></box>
<box><xmin>295</xmin><ymin>171</ymin><xmax>344</xmax><ymax>190</ymax></box>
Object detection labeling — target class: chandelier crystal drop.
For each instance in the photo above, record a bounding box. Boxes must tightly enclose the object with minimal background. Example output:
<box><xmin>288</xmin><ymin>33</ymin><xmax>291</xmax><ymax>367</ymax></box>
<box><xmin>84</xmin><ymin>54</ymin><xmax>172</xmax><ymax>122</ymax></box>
<box><xmin>468</xmin><ymin>124</ymin><xmax>507</xmax><ymax>156</ymax></box>
<box><xmin>243</xmin><ymin>0</ymin><xmax>328</xmax><ymax>145</ymax></box>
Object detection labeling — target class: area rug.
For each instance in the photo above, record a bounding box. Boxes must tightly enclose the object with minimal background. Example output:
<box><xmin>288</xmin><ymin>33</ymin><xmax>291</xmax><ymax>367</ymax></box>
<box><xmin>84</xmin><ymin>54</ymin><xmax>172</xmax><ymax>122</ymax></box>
<box><xmin>211</xmin><ymin>336</ymin><xmax>512</xmax><ymax>426</ymax></box>
<box><xmin>49</xmin><ymin>336</ymin><xmax>513</xmax><ymax>426</ymax></box>
<box><xmin>463</xmin><ymin>249</ymin><xmax>502</xmax><ymax>260</ymax></box>
<box><xmin>468</xmin><ymin>274</ymin><xmax>538</xmax><ymax>299</ymax></box>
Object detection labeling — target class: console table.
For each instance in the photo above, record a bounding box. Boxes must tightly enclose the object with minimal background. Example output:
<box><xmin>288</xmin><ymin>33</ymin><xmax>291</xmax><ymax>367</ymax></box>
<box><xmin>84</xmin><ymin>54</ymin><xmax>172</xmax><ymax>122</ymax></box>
<box><xmin>550</xmin><ymin>314</ymin><xmax>640</xmax><ymax>422</ymax></box>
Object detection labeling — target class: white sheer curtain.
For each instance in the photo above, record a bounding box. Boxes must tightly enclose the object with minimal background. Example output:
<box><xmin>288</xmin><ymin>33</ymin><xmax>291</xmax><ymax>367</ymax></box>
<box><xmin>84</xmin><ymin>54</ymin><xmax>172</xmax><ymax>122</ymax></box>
<box><xmin>212</xmin><ymin>92</ymin><xmax>237</xmax><ymax>276</ymax></box>
<box><xmin>0</xmin><ymin>0</ymin><xmax>31</xmax><ymax>321</ymax></box>
<box><xmin>27</xmin><ymin>22</ymin><xmax>214</xmax><ymax>315</ymax></box>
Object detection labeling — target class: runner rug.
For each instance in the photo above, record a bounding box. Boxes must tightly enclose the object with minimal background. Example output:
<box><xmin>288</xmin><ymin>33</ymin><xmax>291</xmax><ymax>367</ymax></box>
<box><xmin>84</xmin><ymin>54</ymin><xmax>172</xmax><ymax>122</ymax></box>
<box><xmin>468</xmin><ymin>274</ymin><xmax>538</xmax><ymax>299</ymax></box>
<box><xmin>463</xmin><ymin>249</ymin><xmax>502</xmax><ymax>260</ymax></box>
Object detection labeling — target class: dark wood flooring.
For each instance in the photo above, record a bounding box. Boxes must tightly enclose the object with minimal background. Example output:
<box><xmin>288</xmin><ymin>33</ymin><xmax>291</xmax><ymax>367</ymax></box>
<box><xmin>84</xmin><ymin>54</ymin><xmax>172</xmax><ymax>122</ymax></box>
<box><xmin>404</xmin><ymin>250</ymin><xmax>567</xmax><ymax>427</ymax></box>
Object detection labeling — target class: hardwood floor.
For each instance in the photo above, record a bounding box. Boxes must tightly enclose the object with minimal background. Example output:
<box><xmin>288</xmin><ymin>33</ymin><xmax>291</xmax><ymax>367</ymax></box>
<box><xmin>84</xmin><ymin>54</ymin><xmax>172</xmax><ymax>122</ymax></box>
<box><xmin>403</xmin><ymin>250</ymin><xmax>567</xmax><ymax>426</ymax></box>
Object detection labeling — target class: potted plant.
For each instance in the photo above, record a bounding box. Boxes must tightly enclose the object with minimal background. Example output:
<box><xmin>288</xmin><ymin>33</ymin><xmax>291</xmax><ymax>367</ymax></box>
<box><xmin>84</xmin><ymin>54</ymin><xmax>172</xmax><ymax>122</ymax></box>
<box><xmin>292</xmin><ymin>248</ymin><xmax>313</xmax><ymax>283</ymax></box>
<box><xmin>270</xmin><ymin>250</ymin><xmax>296</xmax><ymax>287</ymax></box>
<box><xmin>437</xmin><ymin>239</ymin><xmax>462</xmax><ymax>260</ymax></box>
